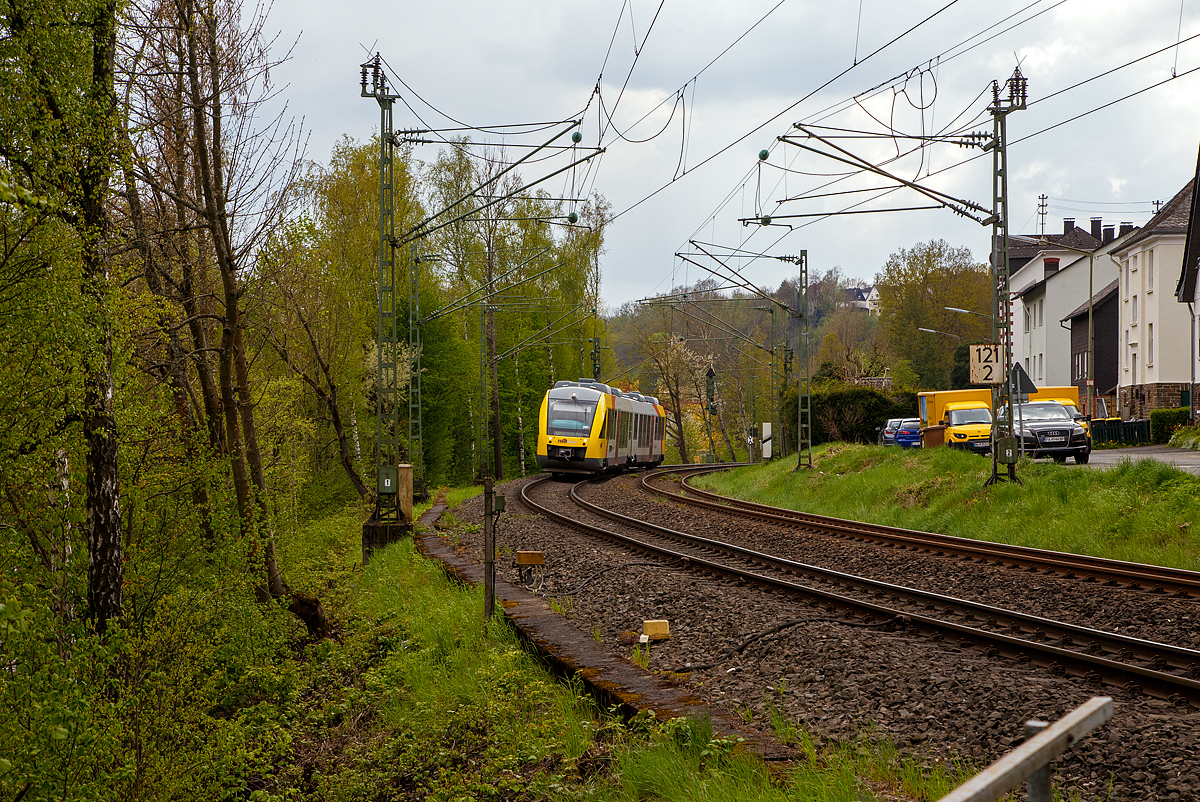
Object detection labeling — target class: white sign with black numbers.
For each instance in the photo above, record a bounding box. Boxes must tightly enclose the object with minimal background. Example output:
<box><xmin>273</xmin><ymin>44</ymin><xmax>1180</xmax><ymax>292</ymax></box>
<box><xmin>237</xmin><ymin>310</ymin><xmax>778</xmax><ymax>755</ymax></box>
<box><xmin>969</xmin><ymin>344</ymin><xmax>1004</xmax><ymax>385</ymax></box>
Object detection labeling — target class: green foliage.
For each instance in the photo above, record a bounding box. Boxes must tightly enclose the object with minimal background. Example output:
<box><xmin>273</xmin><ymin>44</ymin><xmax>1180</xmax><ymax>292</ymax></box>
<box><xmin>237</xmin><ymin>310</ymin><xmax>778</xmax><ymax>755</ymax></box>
<box><xmin>1168</xmin><ymin>423</ymin><xmax>1200</xmax><ymax>449</ymax></box>
<box><xmin>875</xmin><ymin>240</ymin><xmax>990</xmax><ymax>389</ymax></box>
<box><xmin>780</xmin><ymin>383</ymin><xmax>914</xmax><ymax>448</ymax></box>
<box><xmin>0</xmin><ymin>582</ymin><xmax>130</xmax><ymax>802</ymax></box>
<box><xmin>1150</xmin><ymin>407</ymin><xmax>1188</xmax><ymax>444</ymax></box>
<box><xmin>950</xmin><ymin>343</ymin><xmax>993</xmax><ymax>390</ymax></box>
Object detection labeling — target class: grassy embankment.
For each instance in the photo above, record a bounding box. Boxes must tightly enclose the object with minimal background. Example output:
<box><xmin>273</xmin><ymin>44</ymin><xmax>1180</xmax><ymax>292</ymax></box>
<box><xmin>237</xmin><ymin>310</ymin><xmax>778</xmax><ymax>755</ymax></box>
<box><xmin>266</xmin><ymin>483</ymin><xmax>984</xmax><ymax>801</ymax></box>
<box><xmin>695</xmin><ymin>444</ymin><xmax>1200</xmax><ymax>570</ymax></box>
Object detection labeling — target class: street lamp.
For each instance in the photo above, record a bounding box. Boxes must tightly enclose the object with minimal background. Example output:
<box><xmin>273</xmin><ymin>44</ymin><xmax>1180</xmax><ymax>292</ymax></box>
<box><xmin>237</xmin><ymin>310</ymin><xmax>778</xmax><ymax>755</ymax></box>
<box><xmin>945</xmin><ymin>306</ymin><xmax>994</xmax><ymax>320</ymax></box>
<box><xmin>918</xmin><ymin>326</ymin><xmax>963</xmax><ymax>340</ymax></box>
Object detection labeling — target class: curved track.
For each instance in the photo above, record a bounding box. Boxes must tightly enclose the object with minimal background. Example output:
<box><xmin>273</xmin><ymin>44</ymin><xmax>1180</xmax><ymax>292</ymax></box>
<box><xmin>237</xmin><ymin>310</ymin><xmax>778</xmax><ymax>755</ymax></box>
<box><xmin>521</xmin><ymin>472</ymin><xmax>1200</xmax><ymax>707</ymax></box>
<box><xmin>641</xmin><ymin>466</ymin><xmax>1200</xmax><ymax>598</ymax></box>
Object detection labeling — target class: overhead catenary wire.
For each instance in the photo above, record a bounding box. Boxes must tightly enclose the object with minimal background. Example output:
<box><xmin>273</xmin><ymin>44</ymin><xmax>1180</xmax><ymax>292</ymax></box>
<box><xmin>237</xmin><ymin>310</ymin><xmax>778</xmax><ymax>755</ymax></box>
<box><xmin>651</xmin><ymin>0</ymin><xmax>1101</xmax><ymax>298</ymax></box>
<box><xmin>611</xmin><ymin>0</ymin><xmax>967</xmax><ymax>228</ymax></box>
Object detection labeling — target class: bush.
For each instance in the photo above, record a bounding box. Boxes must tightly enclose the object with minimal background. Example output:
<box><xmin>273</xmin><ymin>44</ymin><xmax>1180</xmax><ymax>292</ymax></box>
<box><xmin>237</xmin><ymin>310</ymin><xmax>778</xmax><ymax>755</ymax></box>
<box><xmin>1150</xmin><ymin>407</ymin><xmax>1188</xmax><ymax>444</ymax></box>
<box><xmin>781</xmin><ymin>383</ymin><xmax>916</xmax><ymax>447</ymax></box>
<box><xmin>1169</xmin><ymin>424</ymin><xmax>1200</xmax><ymax>449</ymax></box>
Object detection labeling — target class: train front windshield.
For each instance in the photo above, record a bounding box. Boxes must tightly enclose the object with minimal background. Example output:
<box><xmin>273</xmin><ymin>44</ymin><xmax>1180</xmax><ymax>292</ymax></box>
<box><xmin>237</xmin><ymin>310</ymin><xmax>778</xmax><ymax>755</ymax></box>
<box><xmin>547</xmin><ymin>396</ymin><xmax>599</xmax><ymax>437</ymax></box>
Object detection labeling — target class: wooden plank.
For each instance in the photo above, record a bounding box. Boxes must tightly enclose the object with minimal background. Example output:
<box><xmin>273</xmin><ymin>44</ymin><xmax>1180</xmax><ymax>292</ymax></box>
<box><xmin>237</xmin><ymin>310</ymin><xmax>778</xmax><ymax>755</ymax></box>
<box><xmin>937</xmin><ymin>697</ymin><xmax>1114</xmax><ymax>802</ymax></box>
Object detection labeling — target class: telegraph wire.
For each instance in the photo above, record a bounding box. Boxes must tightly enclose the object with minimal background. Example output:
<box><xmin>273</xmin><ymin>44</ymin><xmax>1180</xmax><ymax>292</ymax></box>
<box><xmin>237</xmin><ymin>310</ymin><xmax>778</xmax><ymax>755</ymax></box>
<box><xmin>609</xmin><ymin>0</ymin><xmax>966</xmax><ymax>225</ymax></box>
<box><xmin>599</xmin><ymin>0</ymin><xmax>667</xmax><ymax>140</ymax></box>
<box><xmin>597</xmin><ymin>0</ymin><xmax>790</xmax><ymax>150</ymax></box>
<box><xmin>1015</xmin><ymin>62</ymin><xmax>1200</xmax><ymax>146</ymax></box>
<box><xmin>697</xmin><ymin>19</ymin><xmax>1200</xmax><ymax>267</ymax></box>
<box><xmin>1027</xmin><ymin>29</ymin><xmax>1200</xmax><ymax>109</ymax></box>
<box><xmin>1176</xmin><ymin>0</ymin><xmax>1188</xmax><ymax>77</ymax></box>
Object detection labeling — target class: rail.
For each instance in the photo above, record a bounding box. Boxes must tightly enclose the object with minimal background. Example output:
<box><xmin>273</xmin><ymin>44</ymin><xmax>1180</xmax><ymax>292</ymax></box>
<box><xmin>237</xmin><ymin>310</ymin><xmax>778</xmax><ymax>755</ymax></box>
<box><xmin>642</xmin><ymin>466</ymin><xmax>1200</xmax><ymax>597</ymax></box>
<box><xmin>524</xmin><ymin>474</ymin><xmax>1200</xmax><ymax>706</ymax></box>
<box><xmin>938</xmin><ymin>696</ymin><xmax>1113</xmax><ymax>802</ymax></box>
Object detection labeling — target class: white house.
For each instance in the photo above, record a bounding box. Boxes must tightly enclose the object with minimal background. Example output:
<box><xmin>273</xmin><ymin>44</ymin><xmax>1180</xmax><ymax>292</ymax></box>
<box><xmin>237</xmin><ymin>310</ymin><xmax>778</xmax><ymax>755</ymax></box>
<box><xmin>1114</xmin><ymin>179</ymin><xmax>1196</xmax><ymax>419</ymax></box>
<box><xmin>1012</xmin><ymin>220</ymin><xmax>1133</xmax><ymax>387</ymax></box>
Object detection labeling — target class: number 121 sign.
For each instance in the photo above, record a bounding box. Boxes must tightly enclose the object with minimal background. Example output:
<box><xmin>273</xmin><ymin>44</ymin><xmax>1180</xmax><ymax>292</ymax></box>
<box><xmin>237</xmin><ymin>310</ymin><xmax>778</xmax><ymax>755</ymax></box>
<box><xmin>969</xmin><ymin>344</ymin><xmax>1004</xmax><ymax>385</ymax></box>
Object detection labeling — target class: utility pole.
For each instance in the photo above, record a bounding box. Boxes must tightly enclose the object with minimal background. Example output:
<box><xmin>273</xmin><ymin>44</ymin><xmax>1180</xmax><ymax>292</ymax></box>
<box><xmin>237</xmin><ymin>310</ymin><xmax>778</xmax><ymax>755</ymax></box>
<box><xmin>591</xmin><ymin>335</ymin><xmax>602</xmax><ymax>381</ymax></box>
<box><xmin>765</xmin><ymin>252</ymin><xmax>812</xmax><ymax>470</ymax></box>
<box><xmin>987</xmin><ymin>67</ymin><xmax>1026</xmax><ymax>486</ymax></box>
<box><xmin>705</xmin><ymin>366</ymin><xmax>718</xmax><ymax>459</ymax></box>
<box><xmin>362</xmin><ymin>55</ymin><xmax>404</xmax><ymax>535</ymax></box>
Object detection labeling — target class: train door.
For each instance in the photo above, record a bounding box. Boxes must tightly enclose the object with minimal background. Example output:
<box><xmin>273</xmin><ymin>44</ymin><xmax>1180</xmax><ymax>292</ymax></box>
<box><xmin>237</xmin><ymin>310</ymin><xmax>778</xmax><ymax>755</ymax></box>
<box><xmin>604</xmin><ymin>402</ymin><xmax>617</xmax><ymax>465</ymax></box>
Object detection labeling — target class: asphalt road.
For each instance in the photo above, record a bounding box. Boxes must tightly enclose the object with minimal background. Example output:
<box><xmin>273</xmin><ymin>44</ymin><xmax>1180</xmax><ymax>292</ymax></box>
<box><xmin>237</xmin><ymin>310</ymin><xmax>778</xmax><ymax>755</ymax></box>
<box><xmin>1071</xmin><ymin>444</ymin><xmax>1200</xmax><ymax>474</ymax></box>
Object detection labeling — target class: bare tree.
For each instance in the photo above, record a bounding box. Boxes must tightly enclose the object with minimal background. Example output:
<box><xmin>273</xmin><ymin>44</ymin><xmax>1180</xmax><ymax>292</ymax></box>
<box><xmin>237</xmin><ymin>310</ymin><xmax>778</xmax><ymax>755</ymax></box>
<box><xmin>121</xmin><ymin>0</ymin><xmax>324</xmax><ymax>635</ymax></box>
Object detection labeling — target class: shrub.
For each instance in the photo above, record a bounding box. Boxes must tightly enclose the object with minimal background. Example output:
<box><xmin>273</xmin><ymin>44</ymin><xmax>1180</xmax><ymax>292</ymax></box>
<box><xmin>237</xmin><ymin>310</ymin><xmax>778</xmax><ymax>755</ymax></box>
<box><xmin>781</xmin><ymin>383</ymin><xmax>916</xmax><ymax>446</ymax></box>
<box><xmin>1150</xmin><ymin>407</ymin><xmax>1188</xmax><ymax>444</ymax></box>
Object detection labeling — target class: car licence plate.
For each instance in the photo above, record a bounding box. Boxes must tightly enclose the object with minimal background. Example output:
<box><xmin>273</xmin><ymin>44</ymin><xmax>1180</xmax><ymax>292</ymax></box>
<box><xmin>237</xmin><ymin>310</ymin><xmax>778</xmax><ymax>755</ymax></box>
<box><xmin>1041</xmin><ymin>436</ymin><xmax>1065</xmax><ymax>443</ymax></box>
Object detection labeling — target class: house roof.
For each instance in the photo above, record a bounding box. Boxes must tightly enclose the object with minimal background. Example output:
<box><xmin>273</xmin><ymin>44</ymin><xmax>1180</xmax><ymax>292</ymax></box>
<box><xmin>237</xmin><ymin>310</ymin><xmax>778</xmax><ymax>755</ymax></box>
<box><xmin>1173</xmin><ymin>156</ymin><xmax>1200</xmax><ymax>301</ymax></box>
<box><xmin>1017</xmin><ymin>275</ymin><xmax>1047</xmax><ymax>299</ymax></box>
<box><xmin>1008</xmin><ymin>226</ymin><xmax>1103</xmax><ymax>260</ymax></box>
<box><xmin>1062</xmin><ymin>278</ymin><xmax>1119</xmax><ymax>322</ymax></box>
<box><xmin>1123</xmin><ymin>178</ymin><xmax>1194</xmax><ymax>254</ymax></box>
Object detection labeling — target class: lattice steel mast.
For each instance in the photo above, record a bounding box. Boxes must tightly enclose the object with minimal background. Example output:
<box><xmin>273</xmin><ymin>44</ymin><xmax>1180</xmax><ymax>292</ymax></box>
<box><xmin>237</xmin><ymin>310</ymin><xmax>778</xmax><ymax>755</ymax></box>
<box><xmin>987</xmin><ymin>67</ymin><xmax>1026</xmax><ymax>486</ymax></box>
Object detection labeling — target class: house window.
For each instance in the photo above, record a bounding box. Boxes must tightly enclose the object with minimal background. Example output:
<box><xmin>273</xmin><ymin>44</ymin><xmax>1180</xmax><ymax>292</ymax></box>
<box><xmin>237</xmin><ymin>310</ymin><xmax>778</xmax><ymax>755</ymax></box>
<box><xmin>1038</xmin><ymin>353</ymin><xmax>1044</xmax><ymax>381</ymax></box>
<box><xmin>1024</xmin><ymin>307</ymin><xmax>1030</xmax><ymax>333</ymax></box>
<box><xmin>1132</xmin><ymin>352</ymin><xmax>1138</xmax><ymax>383</ymax></box>
<box><xmin>1147</xmin><ymin>250</ymin><xmax>1154</xmax><ymax>290</ymax></box>
<box><xmin>1124</xmin><ymin>260</ymin><xmax>1129</xmax><ymax>292</ymax></box>
<box><xmin>1124</xmin><ymin>330</ymin><xmax>1129</xmax><ymax>368</ymax></box>
<box><xmin>1038</xmin><ymin>299</ymin><xmax>1044</xmax><ymax>328</ymax></box>
<box><xmin>1132</xmin><ymin>295</ymin><xmax>1138</xmax><ymax>324</ymax></box>
<box><xmin>1148</xmin><ymin>323</ymin><xmax>1154</xmax><ymax>364</ymax></box>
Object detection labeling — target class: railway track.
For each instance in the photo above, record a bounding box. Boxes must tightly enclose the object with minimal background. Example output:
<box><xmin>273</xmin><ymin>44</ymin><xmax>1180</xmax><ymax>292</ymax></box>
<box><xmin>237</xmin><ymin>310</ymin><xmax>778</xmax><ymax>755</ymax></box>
<box><xmin>521</xmin><ymin>472</ymin><xmax>1200</xmax><ymax>708</ymax></box>
<box><xmin>642</xmin><ymin>465</ymin><xmax>1200</xmax><ymax>599</ymax></box>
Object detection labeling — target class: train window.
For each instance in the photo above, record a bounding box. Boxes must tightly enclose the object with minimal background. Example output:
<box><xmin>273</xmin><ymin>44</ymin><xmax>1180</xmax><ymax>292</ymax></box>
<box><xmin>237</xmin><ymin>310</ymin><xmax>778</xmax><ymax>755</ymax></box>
<box><xmin>547</xmin><ymin>398</ymin><xmax>598</xmax><ymax>437</ymax></box>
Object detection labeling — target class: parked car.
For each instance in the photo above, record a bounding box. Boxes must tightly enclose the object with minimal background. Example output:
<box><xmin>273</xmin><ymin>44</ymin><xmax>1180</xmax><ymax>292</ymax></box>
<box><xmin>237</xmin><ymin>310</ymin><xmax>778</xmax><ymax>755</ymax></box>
<box><xmin>895</xmin><ymin>418</ymin><xmax>922</xmax><ymax>448</ymax></box>
<box><xmin>877</xmin><ymin>418</ymin><xmax>904</xmax><ymax>446</ymax></box>
<box><xmin>997</xmin><ymin>402</ymin><xmax>1090</xmax><ymax>463</ymax></box>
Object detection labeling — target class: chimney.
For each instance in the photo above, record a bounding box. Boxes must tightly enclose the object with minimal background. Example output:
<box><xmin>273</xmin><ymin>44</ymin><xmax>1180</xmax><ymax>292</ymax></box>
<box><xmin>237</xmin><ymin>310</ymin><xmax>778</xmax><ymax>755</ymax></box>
<box><xmin>1063</xmin><ymin>218</ymin><xmax>1075</xmax><ymax>235</ymax></box>
<box><xmin>1119</xmin><ymin>222</ymin><xmax>1134</xmax><ymax>237</ymax></box>
<box><xmin>1090</xmin><ymin>217</ymin><xmax>1102</xmax><ymax>241</ymax></box>
<box><xmin>1103</xmin><ymin>225</ymin><xmax>1115</xmax><ymax>244</ymax></box>
<box><xmin>1044</xmin><ymin>257</ymin><xmax>1060</xmax><ymax>278</ymax></box>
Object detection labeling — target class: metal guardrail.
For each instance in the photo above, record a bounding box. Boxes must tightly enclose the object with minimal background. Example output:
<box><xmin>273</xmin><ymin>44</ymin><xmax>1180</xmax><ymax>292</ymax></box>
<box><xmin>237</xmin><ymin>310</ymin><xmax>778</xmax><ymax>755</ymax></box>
<box><xmin>937</xmin><ymin>697</ymin><xmax>1114</xmax><ymax>802</ymax></box>
<box><xmin>1091</xmin><ymin>418</ymin><xmax>1150</xmax><ymax>446</ymax></box>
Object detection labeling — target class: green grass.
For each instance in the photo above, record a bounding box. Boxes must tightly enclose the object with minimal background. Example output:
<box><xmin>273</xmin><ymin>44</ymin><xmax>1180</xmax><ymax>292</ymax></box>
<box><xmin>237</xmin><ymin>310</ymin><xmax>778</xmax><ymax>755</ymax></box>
<box><xmin>696</xmin><ymin>444</ymin><xmax>1200</xmax><ymax>571</ymax></box>
<box><xmin>274</xmin><ymin>487</ymin><xmax>1007</xmax><ymax>801</ymax></box>
<box><xmin>414</xmin><ymin>483</ymin><xmax>485</xmax><ymax>521</ymax></box>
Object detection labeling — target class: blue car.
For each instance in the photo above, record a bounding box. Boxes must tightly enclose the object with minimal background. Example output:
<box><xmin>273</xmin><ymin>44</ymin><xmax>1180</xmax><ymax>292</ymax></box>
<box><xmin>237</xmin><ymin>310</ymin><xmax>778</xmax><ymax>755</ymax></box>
<box><xmin>895</xmin><ymin>418</ymin><xmax>922</xmax><ymax>448</ymax></box>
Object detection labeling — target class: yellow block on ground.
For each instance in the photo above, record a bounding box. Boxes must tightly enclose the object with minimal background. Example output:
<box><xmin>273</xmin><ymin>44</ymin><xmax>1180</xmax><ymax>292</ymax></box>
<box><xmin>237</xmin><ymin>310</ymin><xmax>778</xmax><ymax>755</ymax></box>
<box><xmin>643</xmin><ymin>619</ymin><xmax>670</xmax><ymax>640</ymax></box>
<box><xmin>515</xmin><ymin>551</ymin><xmax>544</xmax><ymax>566</ymax></box>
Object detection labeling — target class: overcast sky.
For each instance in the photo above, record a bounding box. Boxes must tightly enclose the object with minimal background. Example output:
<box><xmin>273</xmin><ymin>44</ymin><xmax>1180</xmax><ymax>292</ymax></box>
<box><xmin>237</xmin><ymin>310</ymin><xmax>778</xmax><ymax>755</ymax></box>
<box><xmin>271</xmin><ymin>0</ymin><xmax>1200</xmax><ymax>309</ymax></box>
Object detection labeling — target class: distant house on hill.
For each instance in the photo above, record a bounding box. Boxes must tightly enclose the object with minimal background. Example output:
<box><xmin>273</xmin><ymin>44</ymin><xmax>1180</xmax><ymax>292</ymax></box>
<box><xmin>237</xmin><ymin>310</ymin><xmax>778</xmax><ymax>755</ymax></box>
<box><xmin>839</xmin><ymin>285</ymin><xmax>878</xmax><ymax>314</ymax></box>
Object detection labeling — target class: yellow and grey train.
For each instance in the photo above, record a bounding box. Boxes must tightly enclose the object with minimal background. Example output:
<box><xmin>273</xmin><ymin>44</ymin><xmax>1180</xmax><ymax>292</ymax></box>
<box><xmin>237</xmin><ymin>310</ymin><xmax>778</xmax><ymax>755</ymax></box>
<box><xmin>536</xmin><ymin>379</ymin><xmax>668</xmax><ymax>474</ymax></box>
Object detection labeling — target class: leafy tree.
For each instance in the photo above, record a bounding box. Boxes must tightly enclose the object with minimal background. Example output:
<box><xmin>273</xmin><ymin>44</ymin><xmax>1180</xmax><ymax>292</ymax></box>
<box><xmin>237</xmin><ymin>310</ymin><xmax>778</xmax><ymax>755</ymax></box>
<box><xmin>875</xmin><ymin>239</ymin><xmax>990</xmax><ymax>389</ymax></box>
<box><xmin>1</xmin><ymin>0</ymin><xmax>124</xmax><ymax>634</ymax></box>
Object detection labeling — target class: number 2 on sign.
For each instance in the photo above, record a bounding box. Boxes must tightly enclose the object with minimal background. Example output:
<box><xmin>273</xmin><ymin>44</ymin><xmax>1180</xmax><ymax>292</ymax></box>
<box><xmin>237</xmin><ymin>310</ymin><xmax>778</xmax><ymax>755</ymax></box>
<box><xmin>969</xmin><ymin>344</ymin><xmax>1003</xmax><ymax>385</ymax></box>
